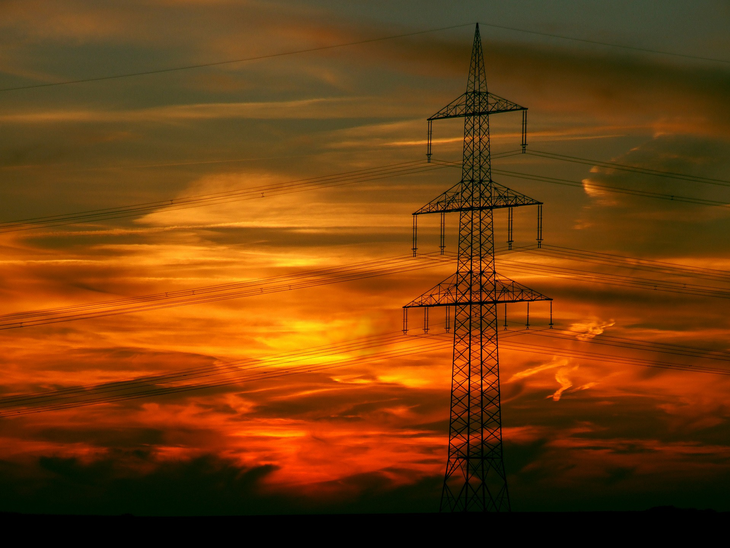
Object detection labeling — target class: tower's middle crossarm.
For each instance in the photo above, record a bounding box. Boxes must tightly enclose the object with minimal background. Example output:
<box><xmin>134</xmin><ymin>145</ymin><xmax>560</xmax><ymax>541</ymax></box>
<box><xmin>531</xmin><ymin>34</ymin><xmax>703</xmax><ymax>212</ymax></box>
<box><xmin>404</xmin><ymin>274</ymin><xmax>551</xmax><ymax>309</ymax></box>
<box><xmin>428</xmin><ymin>92</ymin><xmax>526</xmax><ymax>120</ymax></box>
<box><xmin>413</xmin><ymin>180</ymin><xmax>542</xmax><ymax>216</ymax></box>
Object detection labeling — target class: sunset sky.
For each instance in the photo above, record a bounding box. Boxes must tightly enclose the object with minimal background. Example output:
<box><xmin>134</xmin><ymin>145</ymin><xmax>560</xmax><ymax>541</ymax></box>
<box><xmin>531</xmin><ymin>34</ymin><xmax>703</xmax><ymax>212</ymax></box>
<box><xmin>1</xmin><ymin>1</ymin><xmax>730</xmax><ymax>515</ymax></box>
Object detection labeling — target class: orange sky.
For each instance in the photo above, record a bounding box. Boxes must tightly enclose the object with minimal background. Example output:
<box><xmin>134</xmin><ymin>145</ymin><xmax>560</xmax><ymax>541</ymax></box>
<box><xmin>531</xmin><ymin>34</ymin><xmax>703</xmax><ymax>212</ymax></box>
<box><xmin>1</xmin><ymin>1</ymin><xmax>730</xmax><ymax>515</ymax></box>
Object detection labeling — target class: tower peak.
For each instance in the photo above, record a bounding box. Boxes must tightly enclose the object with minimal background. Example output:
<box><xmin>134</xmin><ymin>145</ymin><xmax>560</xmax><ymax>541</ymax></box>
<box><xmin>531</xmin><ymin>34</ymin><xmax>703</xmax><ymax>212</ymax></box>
<box><xmin>467</xmin><ymin>23</ymin><xmax>487</xmax><ymax>94</ymax></box>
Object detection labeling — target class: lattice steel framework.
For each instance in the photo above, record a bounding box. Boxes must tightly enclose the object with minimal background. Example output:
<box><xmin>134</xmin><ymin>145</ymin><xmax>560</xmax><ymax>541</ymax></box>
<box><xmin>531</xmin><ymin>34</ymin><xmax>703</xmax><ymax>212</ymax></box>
<box><xmin>403</xmin><ymin>24</ymin><xmax>551</xmax><ymax>512</ymax></box>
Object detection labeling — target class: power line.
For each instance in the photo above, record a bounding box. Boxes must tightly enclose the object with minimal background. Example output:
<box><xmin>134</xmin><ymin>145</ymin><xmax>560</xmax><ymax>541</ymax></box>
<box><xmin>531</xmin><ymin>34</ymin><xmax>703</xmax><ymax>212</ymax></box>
<box><xmin>7</xmin><ymin>242</ymin><xmax>730</xmax><ymax>331</ymax></box>
<box><xmin>478</xmin><ymin>22</ymin><xmax>730</xmax><ymax>65</ymax></box>
<box><xmin>527</xmin><ymin>328</ymin><xmax>730</xmax><ymax>365</ymax></box>
<box><xmin>6</xmin><ymin>322</ymin><xmax>730</xmax><ymax>418</ymax></box>
<box><xmin>493</xmin><ymin>169</ymin><xmax>730</xmax><ymax>208</ymax></box>
<box><xmin>0</xmin><ymin>332</ymin><xmax>409</xmax><ymax>408</ymax></box>
<box><xmin>3</xmin><ymin>19</ymin><xmax>726</xmax><ymax>95</ymax></box>
<box><xmin>433</xmin><ymin>159</ymin><xmax>730</xmax><ymax>210</ymax></box>
<box><xmin>0</xmin><ymin>252</ymin><xmax>453</xmax><ymax>330</ymax></box>
<box><xmin>4</xmin><ymin>147</ymin><xmax>720</xmax><ymax>236</ymax></box>
<box><xmin>0</xmin><ymin>331</ymin><xmax>457</xmax><ymax>417</ymax></box>
<box><xmin>530</xmin><ymin>244</ymin><xmax>730</xmax><ymax>284</ymax></box>
<box><xmin>498</xmin><ymin>256</ymin><xmax>730</xmax><ymax>301</ymax></box>
<box><xmin>0</xmin><ymin>23</ymin><xmax>474</xmax><ymax>93</ymax></box>
<box><xmin>0</xmin><ymin>152</ymin><xmax>319</xmax><ymax>173</ymax></box>
<box><xmin>527</xmin><ymin>149</ymin><xmax>730</xmax><ymax>189</ymax></box>
<box><xmin>501</xmin><ymin>339</ymin><xmax>730</xmax><ymax>376</ymax></box>
<box><xmin>0</xmin><ymin>151</ymin><xmax>520</xmax><ymax>235</ymax></box>
<box><xmin>0</xmin><ymin>159</ymin><xmax>448</xmax><ymax>233</ymax></box>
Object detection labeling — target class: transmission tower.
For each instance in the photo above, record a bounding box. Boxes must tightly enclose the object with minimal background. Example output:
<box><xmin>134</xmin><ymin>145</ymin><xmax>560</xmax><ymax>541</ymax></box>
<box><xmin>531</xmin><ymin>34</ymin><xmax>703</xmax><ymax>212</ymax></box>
<box><xmin>402</xmin><ymin>24</ymin><xmax>551</xmax><ymax>512</ymax></box>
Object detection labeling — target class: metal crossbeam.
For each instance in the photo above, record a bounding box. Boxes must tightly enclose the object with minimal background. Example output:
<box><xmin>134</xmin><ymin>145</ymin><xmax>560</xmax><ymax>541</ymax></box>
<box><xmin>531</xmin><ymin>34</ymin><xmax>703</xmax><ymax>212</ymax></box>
<box><xmin>404</xmin><ymin>23</ymin><xmax>550</xmax><ymax>513</ymax></box>
<box><xmin>414</xmin><ymin>180</ymin><xmax>542</xmax><ymax>216</ymax></box>
<box><xmin>427</xmin><ymin>91</ymin><xmax>526</xmax><ymax>121</ymax></box>
<box><xmin>404</xmin><ymin>275</ymin><xmax>551</xmax><ymax>308</ymax></box>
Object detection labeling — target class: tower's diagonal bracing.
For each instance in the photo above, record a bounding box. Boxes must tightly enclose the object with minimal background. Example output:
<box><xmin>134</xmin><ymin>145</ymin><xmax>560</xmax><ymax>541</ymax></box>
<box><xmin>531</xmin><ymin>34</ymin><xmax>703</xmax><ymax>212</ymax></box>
<box><xmin>404</xmin><ymin>24</ymin><xmax>551</xmax><ymax>512</ymax></box>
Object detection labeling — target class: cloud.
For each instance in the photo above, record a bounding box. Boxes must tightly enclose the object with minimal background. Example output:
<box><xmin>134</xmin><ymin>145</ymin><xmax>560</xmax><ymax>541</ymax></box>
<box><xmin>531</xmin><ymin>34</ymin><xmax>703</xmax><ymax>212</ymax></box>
<box><xmin>0</xmin><ymin>97</ymin><xmax>421</xmax><ymax>126</ymax></box>
<box><xmin>564</xmin><ymin>134</ymin><xmax>730</xmax><ymax>258</ymax></box>
<box><xmin>508</xmin><ymin>358</ymin><xmax>569</xmax><ymax>383</ymax></box>
<box><xmin>569</xmin><ymin>319</ymin><xmax>616</xmax><ymax>341</ymax></box>
<box><xmin>0</xmin><ymin>449</ymin><xmax>445</xmax><ymax>515</ymax></box>
<box><xmin>580</xmin><ymin>135</ymin><xmax>730</xmax><ymax>213</ymax></box>
<box><xmin>1</xmin><ymin>4</ymin><xmax>730</xmax><ymax>517</ymax></box>
<box><xmin>0</xmin><ymin>453</ymin><xmax>285</xmax><ymax>516</ymax></box>
<box><xmin>547</xmin><ymin>365</ymin><xmax>579</xmax><ymax>401</ymax></box>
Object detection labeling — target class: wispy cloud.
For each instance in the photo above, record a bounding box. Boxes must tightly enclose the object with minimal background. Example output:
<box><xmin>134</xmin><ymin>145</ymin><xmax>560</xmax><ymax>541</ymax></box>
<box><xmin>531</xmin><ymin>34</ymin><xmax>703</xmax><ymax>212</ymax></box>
<box><xmin>569</xmin><ymin>319</ymin><xmax>616</xmax><ymax>341</ymax></box>
<box><xmin>0</xmin><ymin>97</ymin><xmax>420</xmax><ymax>125</ymax></box>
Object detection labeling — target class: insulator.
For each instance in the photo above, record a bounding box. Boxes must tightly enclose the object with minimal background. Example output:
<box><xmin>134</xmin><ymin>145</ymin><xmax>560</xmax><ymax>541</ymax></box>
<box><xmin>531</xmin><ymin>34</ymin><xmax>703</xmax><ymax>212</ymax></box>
<box><xmin>412</xmin><ymin>215</ymin><xmax>418</xmax><ymax>257</ymax></box>
<box><xmin>526</xmin><ymin>302</ymin><xmax>530</xmax><ymax>329</ymax></box>
<box><xmin>537</xmin><ymin>203</ymin><xmax>543</xmax><ymax>249</ymax></box>
<box><xmin>427</xmin><ymin>119</ymin><xmax>433</xmax><ymax>162</ymax></box>
<box><xmin>423</xmin><ymin>307</ymin><xmax>429</xmax><ymax>334</ymax></box>
<box><xmin>440</xmin><ymin>212</ymin><xmax>446</xmax><ymax>255</ymax></box>
<box><xmin>549</xmin><ymin>301</ymin><xmax>553</xmax><ymax>329</ymax></box>
<box><xmin>521</xmin><ymin>110</ymin><xmax>528</xmax><ymax>153</ymax></box>
<box><xmin>507</xmin><ymin>207</ymin><xmax>513</xmax><ymax>250</ymax></box>
<box><xmin>445</xmin><ymin>306</ymin><xmax>451</xmax><ymax>332</ymax></box>
<box><xmin>402</xmin><ymin>308</ymin><xmax>408</xmax><ymax>335</ymax></box>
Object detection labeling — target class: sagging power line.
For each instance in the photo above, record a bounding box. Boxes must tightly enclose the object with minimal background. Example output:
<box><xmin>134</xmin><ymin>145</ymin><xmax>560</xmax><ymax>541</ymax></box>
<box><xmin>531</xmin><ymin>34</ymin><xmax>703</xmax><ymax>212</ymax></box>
<box><xmin>0</xmin><ymin>252</ymin><xmax>452</xmax><ymax>330</ymax></box>
<box><xmin>3</xmin><ymin>18</ymin><xmax>726</xmax><ymax>94</ymax></box>
<box><xmin>2</xmin><ymin>146</ymin><xmax>723</xmax><ymax>236</ymax></box>
<box><xmin>0</xmin><ymin>23</ymin><xmax>478</xmax><ymax>92</ymax></box>
<box><xmin>432</xmin><ymin>159</ymin><xmax>730</xmax><ymax>210</ymax></box>
<box><xmin>0</xmin><ymin>160</ymin><xmax>452</xmax><ymax>234</ymax></box>
<box><xmin>0</xmin><ymin>331</ymin><xmax>453</xmax><ymax>417</ymax></box>
<box><xmin>527</xmin><ymin>149</ymin><xmax>730</xmax><ymax>189</ymax></box>
<box><xmin>5</xmin><ymin>323</ymin><xmax>730</xmax><ymax>418</ymax></box>
<box><xmin>6</xmin><ymin>239</ymin><xmax>730</xmax><ymax>332</ymax></box>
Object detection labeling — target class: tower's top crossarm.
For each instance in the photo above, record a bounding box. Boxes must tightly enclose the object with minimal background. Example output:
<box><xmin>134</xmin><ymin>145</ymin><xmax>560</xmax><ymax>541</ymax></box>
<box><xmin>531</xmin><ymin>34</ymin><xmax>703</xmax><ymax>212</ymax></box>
<box><xmin>428</xmin><ymin>92</ymin><xmax>526</xmax><ymax>121</ymax></box>
<box><xmin>428</xmin><ymin>23</ymin><xmax>526</xmax><ymax>121</ymax></box>
<box><xmin>426</xmin><ymin>23</ymin><xmax>528</xmax><ymax>161</ymax></box>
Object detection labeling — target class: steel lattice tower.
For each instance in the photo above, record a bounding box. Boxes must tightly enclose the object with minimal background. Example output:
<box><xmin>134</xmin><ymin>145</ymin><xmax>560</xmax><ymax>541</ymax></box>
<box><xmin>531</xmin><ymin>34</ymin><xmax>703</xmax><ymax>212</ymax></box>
<box><xmin>403</xmin><ymin>24</ymin><xmax>551</xmax><ymax>512</ymax></box>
